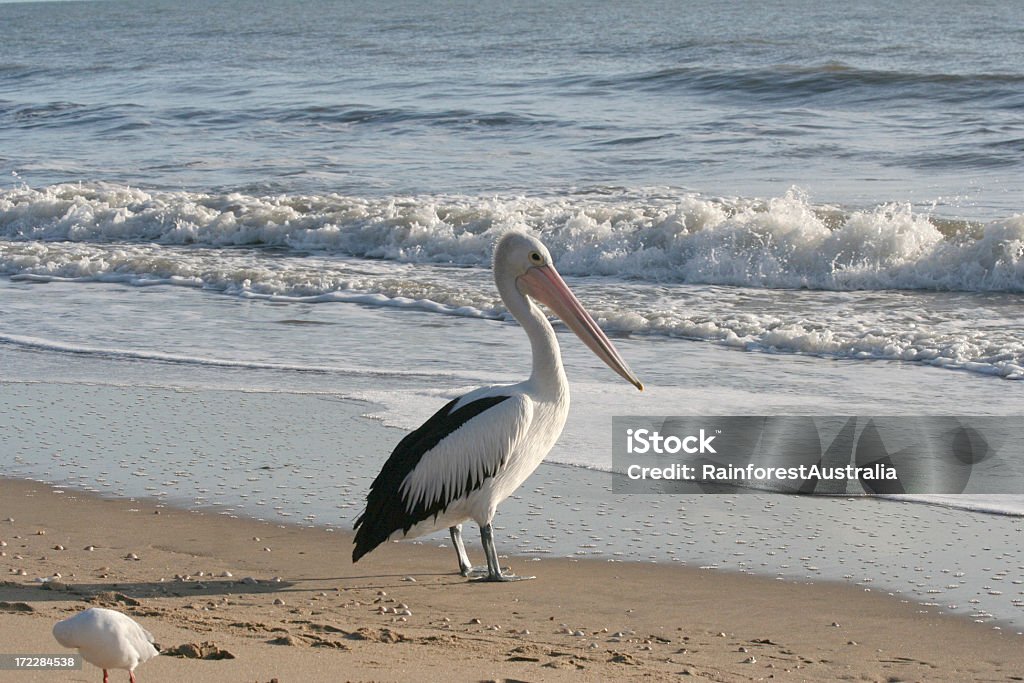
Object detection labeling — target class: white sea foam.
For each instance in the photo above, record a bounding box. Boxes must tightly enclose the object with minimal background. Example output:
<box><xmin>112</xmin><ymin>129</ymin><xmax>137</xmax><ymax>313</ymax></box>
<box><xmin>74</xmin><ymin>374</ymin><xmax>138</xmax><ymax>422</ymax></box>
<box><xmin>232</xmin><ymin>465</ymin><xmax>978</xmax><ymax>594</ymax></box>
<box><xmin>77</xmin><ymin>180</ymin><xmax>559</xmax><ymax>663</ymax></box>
<box><xmin>2</xmin><ymin>183</ymin><xmax>1022</xmax><ymax>291</ymax></box>
<box><xmin>2</xmin><ymin>241</ymin><xmax>1023</xmax><ymax>379</ymax></box>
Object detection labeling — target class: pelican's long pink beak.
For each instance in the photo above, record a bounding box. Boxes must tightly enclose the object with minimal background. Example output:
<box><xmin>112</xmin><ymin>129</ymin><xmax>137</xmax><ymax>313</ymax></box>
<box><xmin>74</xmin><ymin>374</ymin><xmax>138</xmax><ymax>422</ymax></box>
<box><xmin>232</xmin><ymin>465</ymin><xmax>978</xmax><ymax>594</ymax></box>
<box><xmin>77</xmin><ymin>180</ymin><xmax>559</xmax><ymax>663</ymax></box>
<box><xmin>518</xmin><ymin>265</ymin><xmax>643</xmax><ymax>391</ymax></box>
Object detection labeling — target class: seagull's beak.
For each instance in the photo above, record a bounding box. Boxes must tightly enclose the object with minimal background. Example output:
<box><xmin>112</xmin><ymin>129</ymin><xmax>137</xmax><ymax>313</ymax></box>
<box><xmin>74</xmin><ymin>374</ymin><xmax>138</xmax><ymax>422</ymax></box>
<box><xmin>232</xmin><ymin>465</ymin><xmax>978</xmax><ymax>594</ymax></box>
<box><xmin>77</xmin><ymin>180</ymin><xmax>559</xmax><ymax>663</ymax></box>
<box><xmin>518</xmin><ymin>264</ymin><xmax>644</xmax><ymax>391</ymax></box>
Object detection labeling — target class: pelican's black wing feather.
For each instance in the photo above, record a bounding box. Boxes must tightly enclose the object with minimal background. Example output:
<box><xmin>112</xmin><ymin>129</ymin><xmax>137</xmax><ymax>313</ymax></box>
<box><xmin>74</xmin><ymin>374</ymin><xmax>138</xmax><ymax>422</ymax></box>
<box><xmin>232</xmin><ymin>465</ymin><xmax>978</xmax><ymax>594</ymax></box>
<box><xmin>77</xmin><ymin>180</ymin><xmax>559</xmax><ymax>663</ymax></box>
<box><xmin>352</xmin><ymin>395</ymin><xmax>510</xmax><ymax>562</ymax></box>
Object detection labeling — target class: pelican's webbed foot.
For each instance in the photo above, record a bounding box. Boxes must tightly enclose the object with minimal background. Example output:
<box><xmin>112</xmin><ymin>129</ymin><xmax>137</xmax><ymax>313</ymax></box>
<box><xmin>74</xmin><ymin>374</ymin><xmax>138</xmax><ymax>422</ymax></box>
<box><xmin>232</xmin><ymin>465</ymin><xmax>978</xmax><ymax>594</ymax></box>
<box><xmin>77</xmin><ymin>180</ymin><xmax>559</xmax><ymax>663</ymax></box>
<box><xmin>473</xmin><ymin>522</ymin><xmax>536</xmax><ymax>582</ymax></box>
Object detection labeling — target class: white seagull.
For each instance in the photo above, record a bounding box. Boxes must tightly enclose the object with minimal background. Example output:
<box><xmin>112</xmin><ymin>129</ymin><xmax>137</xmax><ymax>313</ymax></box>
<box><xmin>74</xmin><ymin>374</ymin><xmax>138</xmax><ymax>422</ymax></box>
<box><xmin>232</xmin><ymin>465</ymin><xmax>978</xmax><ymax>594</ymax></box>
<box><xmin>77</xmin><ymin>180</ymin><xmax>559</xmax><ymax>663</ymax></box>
<box><xmin>353</xmin><ymin>232</ymin><xmax>643</xmax><ymax>581</ymax></box>
<box><xmin>53</xmin><ymin>607</ymin><xmax>159</xmax><ymax>683</ymax></box>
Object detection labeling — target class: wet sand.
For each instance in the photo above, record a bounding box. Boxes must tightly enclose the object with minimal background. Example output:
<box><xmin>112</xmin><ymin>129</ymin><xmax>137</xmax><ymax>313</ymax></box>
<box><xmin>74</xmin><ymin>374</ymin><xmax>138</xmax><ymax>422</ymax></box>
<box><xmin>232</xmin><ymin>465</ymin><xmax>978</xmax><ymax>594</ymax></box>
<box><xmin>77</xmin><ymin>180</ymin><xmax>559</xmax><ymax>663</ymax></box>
<box><xmin>2</xmin><ymin>478</ymin><xmax>1021</xmax><ymax>682</ymax></box>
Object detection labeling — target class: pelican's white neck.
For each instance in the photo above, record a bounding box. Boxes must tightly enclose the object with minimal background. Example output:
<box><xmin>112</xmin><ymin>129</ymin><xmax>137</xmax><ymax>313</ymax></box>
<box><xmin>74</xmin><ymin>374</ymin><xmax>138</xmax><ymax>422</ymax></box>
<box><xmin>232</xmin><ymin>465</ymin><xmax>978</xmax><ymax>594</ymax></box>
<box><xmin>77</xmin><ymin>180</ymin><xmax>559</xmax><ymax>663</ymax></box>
<box><xmin>497</xmin><ymin>274</ymin><xmax>567</xmax><ymax>398</ymax></box>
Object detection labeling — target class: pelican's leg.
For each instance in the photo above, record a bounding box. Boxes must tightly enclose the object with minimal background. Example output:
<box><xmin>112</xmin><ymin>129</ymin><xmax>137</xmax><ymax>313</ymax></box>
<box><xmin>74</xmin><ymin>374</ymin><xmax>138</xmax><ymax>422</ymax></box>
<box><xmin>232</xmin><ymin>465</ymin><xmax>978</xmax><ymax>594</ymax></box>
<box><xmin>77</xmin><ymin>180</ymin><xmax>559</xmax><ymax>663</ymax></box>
<box><xmin>449</xmin><ymin>525</ymin><xmax>487</xmax><ymax>577</ymax></box>
<box><xmin>475</xmin><ymin>523</ymin><xmax>535</xmax><ymax>582</ymax></box>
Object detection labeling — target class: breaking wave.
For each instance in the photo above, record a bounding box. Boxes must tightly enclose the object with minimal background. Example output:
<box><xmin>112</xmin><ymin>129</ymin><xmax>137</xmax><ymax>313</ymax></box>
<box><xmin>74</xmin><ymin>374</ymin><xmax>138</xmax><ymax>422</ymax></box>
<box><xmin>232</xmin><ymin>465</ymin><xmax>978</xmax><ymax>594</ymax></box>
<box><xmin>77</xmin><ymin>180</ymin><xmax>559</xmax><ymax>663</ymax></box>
<box><xmin>1</xmin><ymin>183</ymin><xmax>1022</xmax><ymax>293</ymax></box>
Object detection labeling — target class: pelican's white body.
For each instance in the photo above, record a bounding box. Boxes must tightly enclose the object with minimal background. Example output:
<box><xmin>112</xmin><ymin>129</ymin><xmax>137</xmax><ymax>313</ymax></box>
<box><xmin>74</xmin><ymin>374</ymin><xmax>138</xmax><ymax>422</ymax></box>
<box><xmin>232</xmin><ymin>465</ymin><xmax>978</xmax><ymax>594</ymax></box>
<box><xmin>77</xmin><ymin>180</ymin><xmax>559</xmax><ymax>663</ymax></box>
<box><xmin>53</xmin><ymin>608</ymin><xmax>158</xmax><ymax>676</ymax></box>
<box><xmin>397</xmin><ymin>381</ymin><xmax>570</xmax><ymax>539</ymax></box>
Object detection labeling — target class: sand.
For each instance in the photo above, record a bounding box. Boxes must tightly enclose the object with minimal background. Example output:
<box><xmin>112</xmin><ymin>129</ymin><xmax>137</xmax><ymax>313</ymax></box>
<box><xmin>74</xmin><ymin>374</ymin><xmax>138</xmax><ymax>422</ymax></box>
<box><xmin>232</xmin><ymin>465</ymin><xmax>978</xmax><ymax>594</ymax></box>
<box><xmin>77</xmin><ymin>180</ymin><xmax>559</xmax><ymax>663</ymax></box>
<box><xmin>1</xmin><ymin>478</ymin><xmax>1021</xmax><ymax>682</ymax></box>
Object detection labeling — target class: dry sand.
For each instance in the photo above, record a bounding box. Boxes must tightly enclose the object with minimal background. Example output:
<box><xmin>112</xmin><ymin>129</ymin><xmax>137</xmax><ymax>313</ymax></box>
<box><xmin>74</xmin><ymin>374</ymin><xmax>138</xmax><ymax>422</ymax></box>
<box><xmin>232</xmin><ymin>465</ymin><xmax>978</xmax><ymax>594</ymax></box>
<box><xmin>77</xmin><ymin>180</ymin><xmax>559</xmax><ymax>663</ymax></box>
<box><xmin>1</xmin><ymin>478</ymin><xmax>1021</xmax><ymax>682</ymax></box>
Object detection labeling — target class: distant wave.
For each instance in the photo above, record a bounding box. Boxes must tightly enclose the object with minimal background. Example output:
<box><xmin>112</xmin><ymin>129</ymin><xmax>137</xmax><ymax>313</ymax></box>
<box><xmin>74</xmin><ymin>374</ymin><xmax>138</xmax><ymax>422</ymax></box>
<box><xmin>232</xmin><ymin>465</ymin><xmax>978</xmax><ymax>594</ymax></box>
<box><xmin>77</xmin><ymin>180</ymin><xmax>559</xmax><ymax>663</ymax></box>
<box><xmin>0</xmin><ymin>99</ymin><xmax>562</xmax><ymax>133</ymax></box>
<box><xmin>567</xmin><ymin>63</ymin><xmax>1024</xmax><ymax>108</ymax></box>
<box><xmin>2</xmin><ymin>183</ymin><xmax>1022</xmax><ymax>293</ymax></box>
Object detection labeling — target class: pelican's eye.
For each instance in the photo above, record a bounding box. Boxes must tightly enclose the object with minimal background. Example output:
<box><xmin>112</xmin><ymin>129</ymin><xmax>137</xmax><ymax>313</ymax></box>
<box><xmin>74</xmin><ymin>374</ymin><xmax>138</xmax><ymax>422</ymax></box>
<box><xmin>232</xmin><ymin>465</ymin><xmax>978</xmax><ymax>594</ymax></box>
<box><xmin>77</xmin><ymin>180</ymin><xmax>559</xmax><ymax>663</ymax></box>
<box><xmin>529</xmin><ymin>251</ymin><xmax>543</xmax><ymax>265</ymax></box>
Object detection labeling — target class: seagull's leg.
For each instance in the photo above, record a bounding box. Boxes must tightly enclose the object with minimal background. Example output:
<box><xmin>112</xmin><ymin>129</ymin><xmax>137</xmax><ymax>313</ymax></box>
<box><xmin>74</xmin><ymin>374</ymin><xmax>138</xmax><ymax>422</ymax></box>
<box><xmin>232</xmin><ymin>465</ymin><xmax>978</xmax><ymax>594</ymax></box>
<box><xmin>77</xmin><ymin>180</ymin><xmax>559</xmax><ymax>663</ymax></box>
<box><xmin>130</xmin><ymin>671</ymin><xmax>136</xmax><ymax>683</ymax></box>
<box><xmin>474</xmin><ymin>523</ymin><xmax>535</xmax><ymax>582</ymax></box>
<box><xmin>449</xmin><ymin>525</ymin><xmax>487</xmax><ymax>578</ymax></box>
<box><xmin>102</xmin><ymin>669</ymin><xmax>109</xmax><ymax>683</ymax></box>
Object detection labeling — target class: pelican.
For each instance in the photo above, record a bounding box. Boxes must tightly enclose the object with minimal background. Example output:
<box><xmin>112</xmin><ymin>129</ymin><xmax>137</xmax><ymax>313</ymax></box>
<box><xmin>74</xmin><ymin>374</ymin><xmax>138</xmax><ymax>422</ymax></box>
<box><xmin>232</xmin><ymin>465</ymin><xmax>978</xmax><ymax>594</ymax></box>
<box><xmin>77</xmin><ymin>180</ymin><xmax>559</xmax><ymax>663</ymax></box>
<box><xmin>352</xmin><ymin>232</ymin><xmax>643</xmax><ymax>581</ymax></box>
<box><xmin>53</xmin><ymin>607</ymin><xmax>159</xmax><ymax>683</ymax></box>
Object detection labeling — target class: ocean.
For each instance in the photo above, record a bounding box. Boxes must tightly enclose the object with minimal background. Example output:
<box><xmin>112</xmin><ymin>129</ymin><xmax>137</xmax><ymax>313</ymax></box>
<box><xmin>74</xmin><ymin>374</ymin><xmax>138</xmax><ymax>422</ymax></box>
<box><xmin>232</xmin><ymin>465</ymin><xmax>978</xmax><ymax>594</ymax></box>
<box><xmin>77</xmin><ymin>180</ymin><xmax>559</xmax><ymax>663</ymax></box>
<box><xmin>1</xmin><ymin>0</ymin><xmax>1023</xmax><ymax>626</ymax></box>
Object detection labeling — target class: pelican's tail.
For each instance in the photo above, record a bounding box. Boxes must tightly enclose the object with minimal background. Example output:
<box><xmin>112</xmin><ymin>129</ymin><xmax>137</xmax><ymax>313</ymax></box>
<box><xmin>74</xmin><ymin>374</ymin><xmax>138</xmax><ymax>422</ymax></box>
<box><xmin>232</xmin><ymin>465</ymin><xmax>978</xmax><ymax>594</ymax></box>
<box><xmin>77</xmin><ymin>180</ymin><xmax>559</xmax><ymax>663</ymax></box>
<box><xmin>352</xmin><ymin>504</ymin><xmax>393</xmax><ymax>563</ymax></box>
